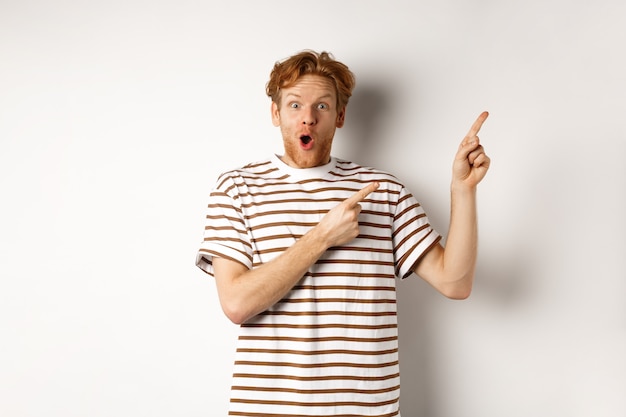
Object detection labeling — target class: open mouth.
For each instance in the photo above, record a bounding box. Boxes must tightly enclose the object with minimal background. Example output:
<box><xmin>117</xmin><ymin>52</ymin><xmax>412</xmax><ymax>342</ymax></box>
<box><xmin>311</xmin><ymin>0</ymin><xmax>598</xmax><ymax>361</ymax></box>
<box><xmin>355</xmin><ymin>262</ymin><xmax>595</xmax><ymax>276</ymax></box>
<box><xmin>300</xmin><ymin>135</ymin><xmax>312</xmax><ymax>145</ymax></box>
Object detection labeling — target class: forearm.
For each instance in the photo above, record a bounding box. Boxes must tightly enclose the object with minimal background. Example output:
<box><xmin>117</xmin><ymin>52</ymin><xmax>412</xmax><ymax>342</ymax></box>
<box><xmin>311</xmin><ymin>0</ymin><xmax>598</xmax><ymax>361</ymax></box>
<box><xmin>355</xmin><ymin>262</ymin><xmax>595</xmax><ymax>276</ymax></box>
<box><xmin>215</xmin><ymin>226</ymin><xmax>331</xmax><ymax>324</ymax></box>
<box><xmin>440</xmin><ymin>183</ymin><xmax>479</xmax><ymax>297</ymax></box>
<box><xmin>232</xmin><ymin>229</ymin><xmax>328</xmax><ymax>321</ymax></box>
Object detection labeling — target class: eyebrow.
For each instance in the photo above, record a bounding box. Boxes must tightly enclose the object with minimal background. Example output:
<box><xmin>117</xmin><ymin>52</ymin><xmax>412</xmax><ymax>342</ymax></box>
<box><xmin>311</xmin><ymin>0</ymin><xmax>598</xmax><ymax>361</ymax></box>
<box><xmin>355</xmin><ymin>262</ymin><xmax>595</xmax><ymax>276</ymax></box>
<box><xmin>284</xmin><ymin>92</ymin><xmax>334</xmax><ymax>101</ymax></box>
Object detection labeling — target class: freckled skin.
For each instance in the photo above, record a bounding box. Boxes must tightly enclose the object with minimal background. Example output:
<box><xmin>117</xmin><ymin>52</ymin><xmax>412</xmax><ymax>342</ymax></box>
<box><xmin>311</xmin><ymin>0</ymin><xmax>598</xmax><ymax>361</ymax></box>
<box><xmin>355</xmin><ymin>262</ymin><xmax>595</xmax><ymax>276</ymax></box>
<box><xmin>271</xmin><ymin>75</ymin><xmax>346</xmax><ymax>168</ymax></box>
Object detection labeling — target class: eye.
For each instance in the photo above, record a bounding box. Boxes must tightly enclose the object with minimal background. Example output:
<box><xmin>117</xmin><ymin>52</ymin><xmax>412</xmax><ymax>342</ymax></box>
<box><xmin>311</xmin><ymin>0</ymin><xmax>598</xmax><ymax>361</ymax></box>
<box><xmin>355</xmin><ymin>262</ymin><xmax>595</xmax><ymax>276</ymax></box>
<box><xmin>289</xmin><ymin>102</ymin><xmax>300</xmax><ymax>109</ymax></box>
<box><xmin>317</xmin><ymin>103</ymin><xmax>329</xmax><ymax>110</ymax></box>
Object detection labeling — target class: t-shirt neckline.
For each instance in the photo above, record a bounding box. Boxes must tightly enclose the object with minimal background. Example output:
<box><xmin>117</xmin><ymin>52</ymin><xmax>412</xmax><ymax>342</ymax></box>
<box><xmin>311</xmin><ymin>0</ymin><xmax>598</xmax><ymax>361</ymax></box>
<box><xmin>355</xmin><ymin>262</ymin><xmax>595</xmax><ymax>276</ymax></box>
<box><xmin>271</xmin><ymin>154</ymin><xmax>337</xmax><ymax>181</ymax></box>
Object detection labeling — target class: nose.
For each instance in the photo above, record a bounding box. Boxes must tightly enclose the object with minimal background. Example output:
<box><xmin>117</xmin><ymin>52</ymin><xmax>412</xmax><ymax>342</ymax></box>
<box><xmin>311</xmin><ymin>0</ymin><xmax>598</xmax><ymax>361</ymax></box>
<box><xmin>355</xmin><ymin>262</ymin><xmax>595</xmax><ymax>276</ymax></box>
<box><xmin>301</xmin><ymin>107</ymin><xmax>316</xmax><ymax>125</ymax></box>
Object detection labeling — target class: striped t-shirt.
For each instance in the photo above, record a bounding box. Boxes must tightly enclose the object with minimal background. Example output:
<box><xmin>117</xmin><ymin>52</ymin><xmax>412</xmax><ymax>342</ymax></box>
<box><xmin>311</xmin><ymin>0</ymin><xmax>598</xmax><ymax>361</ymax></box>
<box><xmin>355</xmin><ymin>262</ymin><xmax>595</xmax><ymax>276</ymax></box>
<box><xmin>196</xmin><ymin>154</ymin><xmax>441</xmax><ymax>417</ymax></box>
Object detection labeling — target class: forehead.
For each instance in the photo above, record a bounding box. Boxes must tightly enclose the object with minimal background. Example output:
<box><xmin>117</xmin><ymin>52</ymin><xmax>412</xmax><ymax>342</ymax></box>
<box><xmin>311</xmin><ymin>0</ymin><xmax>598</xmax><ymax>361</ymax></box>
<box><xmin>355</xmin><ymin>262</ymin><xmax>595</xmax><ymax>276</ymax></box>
<box><xmin>281</xmin><ymin>74</ymin><xmax>337</xmax><ymax>100</ymax></box>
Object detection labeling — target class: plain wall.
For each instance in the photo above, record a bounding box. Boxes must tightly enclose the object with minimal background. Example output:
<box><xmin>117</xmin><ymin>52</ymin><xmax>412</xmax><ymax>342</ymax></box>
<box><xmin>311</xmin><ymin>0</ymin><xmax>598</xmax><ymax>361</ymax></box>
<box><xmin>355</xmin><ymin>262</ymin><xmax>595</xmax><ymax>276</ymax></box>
<box><xmin>1</xmin><ymin>1</ymin><xmax>625</xmax><ymax>416</ymax></box>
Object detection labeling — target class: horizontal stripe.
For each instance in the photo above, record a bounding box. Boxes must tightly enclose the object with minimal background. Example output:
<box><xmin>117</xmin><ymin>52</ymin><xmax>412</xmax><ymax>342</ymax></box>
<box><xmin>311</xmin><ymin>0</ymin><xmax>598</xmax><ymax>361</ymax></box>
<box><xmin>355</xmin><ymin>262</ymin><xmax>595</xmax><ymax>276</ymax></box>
<box><xmin>204</xmin><ymin>214</ymin><xmax>245</xmax><ymax>226</ymax></box>
<box><xmin>203</xmin><ymin>236</ymin><xmax>251</xmax><ymax>247</ymax></box>
<box><xmin>229</xmin><ymin>410</ymin><xmax>399</xmax><ymax>417</ymax></box>
<box><xmin>293</xmin><ymin>285</ymin><xmax>396</xmax><ymax>291</ymax></box>
<box><xmin>241</xmin><ymin>323</ymin><xmax>397</xmax><ymax>330</ymax></box>
<box><xmin>236</xmin><ymin>348</ymin><xmax>398</xmax><ymax>356</ymax></box>
<box><xmin>314</xmin><ymin>259</ymin><xmax>394</xmax><ymax>266</ymax></box>
<box><xmin>232</xmin><ymin>372</ymin><xmax>400</xmax><ymax>382</ymax></box>
<box><xmin>238</xmin><ymin>335</ymin><xmax>398</xmax><ymax>343</ymax></box>
<box><xmin>309</xmin><ymin>271</ymin><xmax>395</xmax><ymax>279</ymax></box>
<box><xmin>231</xmin><ymin>384</ymin><xmax>399</xmax><ymax>395</ymax></box>
<box><xmin>259</xmin><ymin>310</ymin><xmax>397</xmax><ymax>317</ymax></box>
<box><xmin>198</xmin><ymin>248</ymin><xmax>252</xmax><ymax>264</ymax></box>
<box><xmin>277</xmin><ymin>298</ymin><xmax>396</xmax><ymax>305</ymax></box>
<box><xmin>234</xmin><ymin>360</ymin><xmax>399</xmax><ymax>369</ymax></box>
<box><xmin>230</xmin><ymin>396</ymin><xmax>399</xmax><ymax>408</ymax></box>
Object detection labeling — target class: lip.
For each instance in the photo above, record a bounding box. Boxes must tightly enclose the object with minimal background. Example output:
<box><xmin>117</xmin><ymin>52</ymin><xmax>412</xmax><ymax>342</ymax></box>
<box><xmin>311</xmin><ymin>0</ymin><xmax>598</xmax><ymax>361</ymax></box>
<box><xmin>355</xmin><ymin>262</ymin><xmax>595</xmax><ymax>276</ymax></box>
<box><xmin>299</xmin><ymin>134</ymin><xmax>314</xmax><ymax>150</ymax></box>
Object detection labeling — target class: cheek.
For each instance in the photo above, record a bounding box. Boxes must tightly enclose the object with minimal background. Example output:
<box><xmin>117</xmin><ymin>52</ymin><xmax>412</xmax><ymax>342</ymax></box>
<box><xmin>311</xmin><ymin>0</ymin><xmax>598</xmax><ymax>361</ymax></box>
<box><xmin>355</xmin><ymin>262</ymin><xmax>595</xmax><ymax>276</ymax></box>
<box><xmin>279</xmin><ymin>123</ymin><xmax>294</xmax><ymax>139</ymax></box>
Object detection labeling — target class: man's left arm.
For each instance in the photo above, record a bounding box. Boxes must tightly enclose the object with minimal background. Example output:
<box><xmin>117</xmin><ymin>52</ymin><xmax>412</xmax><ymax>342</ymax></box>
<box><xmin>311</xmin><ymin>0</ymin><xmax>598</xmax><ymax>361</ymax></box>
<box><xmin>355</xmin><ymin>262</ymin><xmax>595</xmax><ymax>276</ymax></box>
<box><xmin>414</xmin><ymin>111</ymin><xmax>491</xmax><ymax>299</ymax></box>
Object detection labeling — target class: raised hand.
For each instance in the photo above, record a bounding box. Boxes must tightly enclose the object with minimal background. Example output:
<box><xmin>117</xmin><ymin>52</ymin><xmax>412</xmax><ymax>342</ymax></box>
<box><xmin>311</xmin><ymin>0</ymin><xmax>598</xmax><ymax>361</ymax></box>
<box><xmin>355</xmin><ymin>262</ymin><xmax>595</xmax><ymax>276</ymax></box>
<box><xmin>452</xmin><ymin>111</ymin><xmax>491</xmax><ymax>188</ymax></box>
<box><xmin>317</xmin><ymin>182</ymin><xmax>380</xmax><ymax>248</ymax></box>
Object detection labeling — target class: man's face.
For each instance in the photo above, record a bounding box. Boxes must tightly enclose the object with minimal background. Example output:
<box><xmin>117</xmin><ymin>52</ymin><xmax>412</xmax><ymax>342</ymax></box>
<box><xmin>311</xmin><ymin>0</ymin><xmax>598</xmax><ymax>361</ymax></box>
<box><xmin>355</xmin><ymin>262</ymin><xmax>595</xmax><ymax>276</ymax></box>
<box><xmin>271</xmin><ymin>74</ymin><xmax>346</xmax><ymax>168</ymax></box>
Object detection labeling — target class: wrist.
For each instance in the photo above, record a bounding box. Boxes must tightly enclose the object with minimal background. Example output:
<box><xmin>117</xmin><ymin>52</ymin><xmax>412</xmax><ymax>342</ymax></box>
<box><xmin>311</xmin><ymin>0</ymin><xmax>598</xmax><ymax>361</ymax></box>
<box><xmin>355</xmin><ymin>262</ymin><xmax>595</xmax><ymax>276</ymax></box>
<box><xmin>450</xmin><ymin>180</ymin><xmax>477</xmax><ymax>195</ymax></box>
<box><xmin>303</xmin><ymin>224</ymin><xmax>333</xmax><ymax>254</ymax></box>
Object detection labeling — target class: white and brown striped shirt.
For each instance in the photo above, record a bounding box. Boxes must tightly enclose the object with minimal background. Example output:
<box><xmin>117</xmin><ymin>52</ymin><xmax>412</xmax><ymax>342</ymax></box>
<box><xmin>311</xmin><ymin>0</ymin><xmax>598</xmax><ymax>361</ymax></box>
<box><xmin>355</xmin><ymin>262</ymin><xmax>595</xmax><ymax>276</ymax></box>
<box><xmin>196</xmin><ymin>155</ymin><xmax>441</xmax><ymax>417</ymax></box>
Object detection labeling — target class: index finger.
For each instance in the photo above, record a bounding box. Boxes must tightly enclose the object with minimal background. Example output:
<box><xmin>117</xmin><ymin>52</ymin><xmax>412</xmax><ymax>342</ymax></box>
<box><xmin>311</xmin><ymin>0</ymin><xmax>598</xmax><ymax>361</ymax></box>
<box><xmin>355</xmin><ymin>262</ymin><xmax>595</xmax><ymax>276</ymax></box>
<box><xmin>466</xmin><ymin>111</ymin><xmax>489</xmax><ymax>138</ymax></box>
<box><xmin>345</xmin><ymin>182</ymin><xmax>380</xmax><ymax>206</ymax></box>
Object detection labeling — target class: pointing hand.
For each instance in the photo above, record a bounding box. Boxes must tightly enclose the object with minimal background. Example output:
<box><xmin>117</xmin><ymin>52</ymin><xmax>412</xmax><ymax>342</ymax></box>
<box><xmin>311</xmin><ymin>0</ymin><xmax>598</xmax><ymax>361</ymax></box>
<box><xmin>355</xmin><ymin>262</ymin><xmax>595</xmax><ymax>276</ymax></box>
<box><xmin>318</xmin><ymin>182</ymin><xmax>380</xmax><ymax>248</ymax></box>
<box><xmin>453</xmin><ymin>111</ymin><xmax>491</xmax><ymax>188</ymax></box>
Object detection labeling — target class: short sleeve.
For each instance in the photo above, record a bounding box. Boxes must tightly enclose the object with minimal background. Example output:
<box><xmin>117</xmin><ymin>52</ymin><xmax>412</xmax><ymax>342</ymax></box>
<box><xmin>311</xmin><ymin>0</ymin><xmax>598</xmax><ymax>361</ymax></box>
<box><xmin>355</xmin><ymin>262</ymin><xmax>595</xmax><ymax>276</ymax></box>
<box><xmin>195</xmin><ymin>173</ymin><xmax>253</xmax><ymax>276</ymax></box>
<box><xmin>392</xmin><ymin>187</ymin><xmax>441</xmax><ymax>279</ymax></box>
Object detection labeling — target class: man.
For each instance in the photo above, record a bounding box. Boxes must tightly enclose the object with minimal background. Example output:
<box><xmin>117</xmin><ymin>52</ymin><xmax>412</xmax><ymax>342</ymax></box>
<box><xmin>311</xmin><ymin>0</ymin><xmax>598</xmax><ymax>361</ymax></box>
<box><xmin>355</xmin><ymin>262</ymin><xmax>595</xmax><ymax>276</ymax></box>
<box><xmin>196</xmin><ymin>50</ymin><xmax>490</xmax><ymax>416</ymax></box>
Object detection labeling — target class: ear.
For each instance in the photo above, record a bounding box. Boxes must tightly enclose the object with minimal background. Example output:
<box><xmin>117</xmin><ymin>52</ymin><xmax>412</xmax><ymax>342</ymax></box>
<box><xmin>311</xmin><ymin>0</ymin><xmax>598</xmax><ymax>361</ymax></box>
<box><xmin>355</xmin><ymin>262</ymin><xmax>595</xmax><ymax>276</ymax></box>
<box><xmin>336</xmin><ymin>106</ymin><xmax>346</xmax><ymax>128</ymax></box>
<box><xmin>271</xmin><ymin>102</ymin><xmax>281</xmax><ymax>127</ymax></box>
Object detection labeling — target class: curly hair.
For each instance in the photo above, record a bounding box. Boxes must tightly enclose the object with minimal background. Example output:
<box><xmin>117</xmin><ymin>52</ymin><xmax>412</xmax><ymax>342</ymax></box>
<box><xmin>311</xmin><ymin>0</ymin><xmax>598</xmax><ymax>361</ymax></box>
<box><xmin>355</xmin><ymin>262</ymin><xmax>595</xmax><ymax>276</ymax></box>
<box><xmin>266</xmin><ymin>50</ymin><xmax>356</xmax><ymax>109</ymax></box>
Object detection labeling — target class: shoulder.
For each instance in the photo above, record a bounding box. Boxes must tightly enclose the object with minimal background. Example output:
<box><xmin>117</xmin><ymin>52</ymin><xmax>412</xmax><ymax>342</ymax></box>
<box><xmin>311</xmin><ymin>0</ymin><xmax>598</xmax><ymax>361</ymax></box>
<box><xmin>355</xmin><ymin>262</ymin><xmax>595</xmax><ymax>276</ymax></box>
<box><xmin>215</xmin><ymin>158</ymin><xmax>280</xmax><ymax>187</ymax></box>
<box><xmin>332</xmin><ymin>158</ymin><xmax>405</xmax><ymax>187</ymax></box>
<box><xmin>218</xmin><ymin>158</ymin><xmax>275</xmax><ymax>178</ymax></box>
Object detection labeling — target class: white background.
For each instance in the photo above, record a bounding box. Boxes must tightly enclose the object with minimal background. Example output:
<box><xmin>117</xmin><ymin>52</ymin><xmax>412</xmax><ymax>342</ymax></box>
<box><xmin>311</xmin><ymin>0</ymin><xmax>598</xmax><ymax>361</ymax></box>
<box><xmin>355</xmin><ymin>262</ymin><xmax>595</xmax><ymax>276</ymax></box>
<box><xmin>1</xmin><ymin>1</ymin><xmax>625</xmax><ymax>416</ymax></box>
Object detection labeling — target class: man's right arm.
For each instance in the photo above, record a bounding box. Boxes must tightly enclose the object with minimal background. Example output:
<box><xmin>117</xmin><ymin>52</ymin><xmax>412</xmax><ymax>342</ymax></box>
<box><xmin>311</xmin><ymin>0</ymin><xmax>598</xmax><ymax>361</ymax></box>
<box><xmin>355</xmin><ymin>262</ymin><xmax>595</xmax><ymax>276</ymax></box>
<box><xmin>213</xmin><ymin>182</ymin><xmax>379</xmax><ymax>325</ymax></box>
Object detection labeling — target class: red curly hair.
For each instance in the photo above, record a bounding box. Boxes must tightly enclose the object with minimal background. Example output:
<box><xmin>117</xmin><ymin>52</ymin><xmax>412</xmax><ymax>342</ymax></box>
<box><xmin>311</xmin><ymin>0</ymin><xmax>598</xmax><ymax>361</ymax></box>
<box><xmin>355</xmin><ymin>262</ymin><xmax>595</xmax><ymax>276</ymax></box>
<box><xmin>266</xmin><ymin>50</ymin><xmax>356</xmax><ymax>109</ymax></box>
